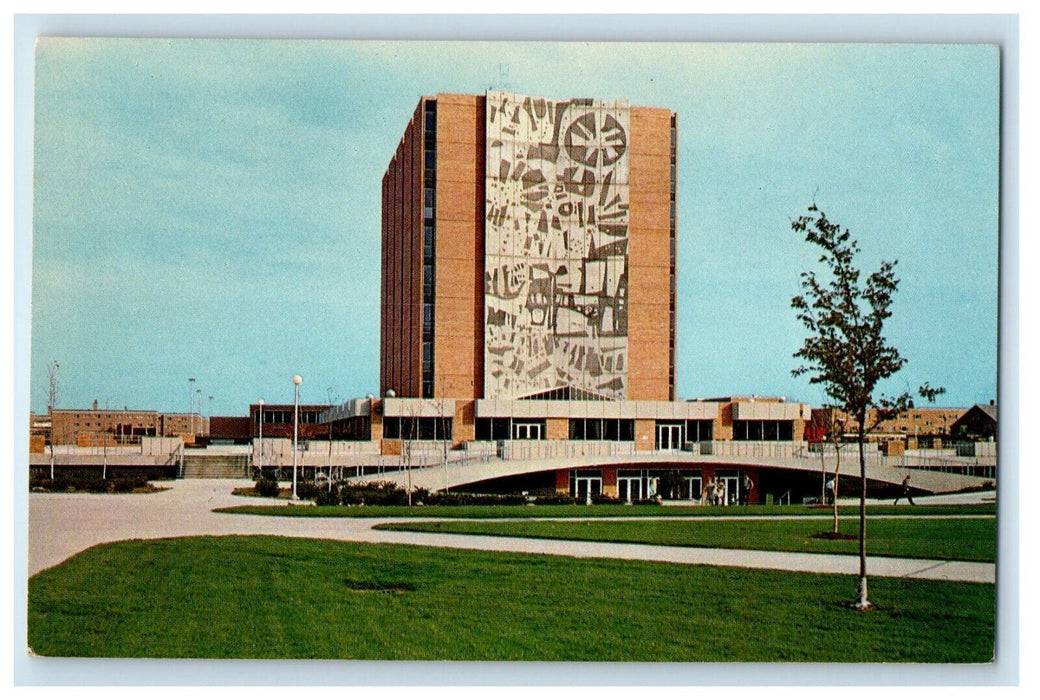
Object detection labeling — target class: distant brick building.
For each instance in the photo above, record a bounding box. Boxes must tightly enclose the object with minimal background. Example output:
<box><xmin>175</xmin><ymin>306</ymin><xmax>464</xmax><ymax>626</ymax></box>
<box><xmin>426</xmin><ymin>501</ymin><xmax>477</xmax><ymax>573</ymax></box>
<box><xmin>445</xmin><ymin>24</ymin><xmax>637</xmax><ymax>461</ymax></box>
<box><xmin>48</xmin><ymin>406</ymin><xmax>207</xmax><ymax>446</ymax></box>
<box><xmin>810</xmin><ymin>406</ymin><xmax>967</xmax><ymax>443</ymax></box>
<box><xmin>247</xmin><ymin>404</ymin><xmax>333</xmax><ymax>441</ymax></box>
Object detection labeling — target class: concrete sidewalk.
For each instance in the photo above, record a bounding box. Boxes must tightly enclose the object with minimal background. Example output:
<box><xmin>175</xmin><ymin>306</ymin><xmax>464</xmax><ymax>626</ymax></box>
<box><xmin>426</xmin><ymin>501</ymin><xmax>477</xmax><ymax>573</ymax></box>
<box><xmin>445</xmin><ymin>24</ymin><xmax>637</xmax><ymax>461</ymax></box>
<box><xmin>358</xmin><ymin>526</ymin><xmax>994</xmax><ymax>583</ymax></box>
<box><xmin>27</xmin><ymin>479</ymin><xmax>995</xmax><ymax>584</ymax></box>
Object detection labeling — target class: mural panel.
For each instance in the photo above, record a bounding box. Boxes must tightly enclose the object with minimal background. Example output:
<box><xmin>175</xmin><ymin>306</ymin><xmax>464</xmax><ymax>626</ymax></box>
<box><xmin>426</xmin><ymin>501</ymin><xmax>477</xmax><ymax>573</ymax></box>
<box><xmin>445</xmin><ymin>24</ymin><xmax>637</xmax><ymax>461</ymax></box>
<box><xmin>484</xmin><ymin>91</ymin><xmax>630</xmax><ymax>400</ymax></box>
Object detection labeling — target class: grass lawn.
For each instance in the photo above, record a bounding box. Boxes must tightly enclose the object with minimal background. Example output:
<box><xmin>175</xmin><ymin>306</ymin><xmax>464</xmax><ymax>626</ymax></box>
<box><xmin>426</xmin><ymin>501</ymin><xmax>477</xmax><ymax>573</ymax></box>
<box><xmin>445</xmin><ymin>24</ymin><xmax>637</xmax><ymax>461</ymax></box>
<box><xmin>216</xmin><ymin>502</ymin><xmax>996</xmax><ymax>519</ymax></box>
<box><xmin>377</xmin><ymin>516</ymin><xmax>996</xmax><ymax>562</ymax></box>
<box><xmin>28</xmin><ymin>536</ymin><xmax>993</xmax><ymax>661</ymax></box>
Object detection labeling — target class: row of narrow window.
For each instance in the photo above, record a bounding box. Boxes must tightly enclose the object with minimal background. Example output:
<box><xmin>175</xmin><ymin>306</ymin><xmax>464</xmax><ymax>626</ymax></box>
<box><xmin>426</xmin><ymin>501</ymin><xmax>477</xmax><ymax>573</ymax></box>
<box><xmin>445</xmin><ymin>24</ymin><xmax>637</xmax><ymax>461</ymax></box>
<box><xmin>382</xmin><ymin>416</ymin><xmax>452</xmax><ymax>441</ymax></box>
<box><xmin>732</xmin><ymin>420</ymin><xmax>795</xmax><ymax>441</ymax></box>
<box><xmin>669</xmin><ymin>116</ymin><xmax>678</xmax><ymax>400</ymax></box>
<box><xmin>379</xmin><ymin>418</ymin><xmax>796</xmax><ymax>443</ymax></box>
<box><xmin>254</xmin><ymin>410</ymin><xmax>324</xmax><ymax>425</ymax></box>
<box><xmin>421</xmin><ymin>101</ymin><xmax>437</xmax><ymax>399</ymax></box>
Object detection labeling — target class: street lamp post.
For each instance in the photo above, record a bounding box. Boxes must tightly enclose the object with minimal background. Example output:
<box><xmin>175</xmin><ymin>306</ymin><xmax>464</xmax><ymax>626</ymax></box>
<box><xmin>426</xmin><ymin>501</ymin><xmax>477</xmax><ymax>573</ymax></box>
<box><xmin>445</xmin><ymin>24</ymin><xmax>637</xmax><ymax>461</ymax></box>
<box><xmin>188</xmin><ymin>377</ymin><xmax>196</xmax><ymax>436</ymax></box>
<box><xmin>291</xmin><ymin>375</ymin><xmax>303</xmax><ymax>501</ymax></box>
<box><xmin>326</xmin><ymin>386</ymin><xmax>335</xmax><ymax>489</ymax></box>
<box><xmin>257</xmin><ymin>398</ymin><xmax>265</xmax><ymax>479</ymax></box>
<box><xmin>196</xmin><ymin>389</ymin><xmax>202</xmax><ymax>437</ymax></box>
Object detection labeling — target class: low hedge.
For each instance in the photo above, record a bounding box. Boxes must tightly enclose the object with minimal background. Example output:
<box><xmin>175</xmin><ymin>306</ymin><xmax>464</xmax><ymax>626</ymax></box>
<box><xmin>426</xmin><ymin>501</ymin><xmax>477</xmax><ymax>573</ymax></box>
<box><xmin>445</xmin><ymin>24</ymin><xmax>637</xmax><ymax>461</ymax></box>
<box><xmin>295</xmin><ymin>480</ymin><xmax>582</xmax><ymax>507</ymax></box>
<box><xmin>423</xmin><ymin>491</ymin><xmax>528</xmax><ymax>506</ymax></box>
<box><xmin>29</xmin><ymin>474</ymin><xmax>151</xmax><ymax>494</ymax></box>
<box><xmin>339</xmin><ymin>481</ymin><xmax>410</xmax><ymax>506</ymax></box>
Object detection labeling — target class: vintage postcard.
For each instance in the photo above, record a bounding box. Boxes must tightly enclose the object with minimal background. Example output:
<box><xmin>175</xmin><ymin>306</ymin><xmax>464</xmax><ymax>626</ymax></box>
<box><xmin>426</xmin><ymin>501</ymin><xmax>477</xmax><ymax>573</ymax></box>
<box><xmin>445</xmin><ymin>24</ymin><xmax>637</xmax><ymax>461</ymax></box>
<box><xmin>22</xmin><ymin>33</ymin><xmax>1003</xmax><ymax>678</ymax></box>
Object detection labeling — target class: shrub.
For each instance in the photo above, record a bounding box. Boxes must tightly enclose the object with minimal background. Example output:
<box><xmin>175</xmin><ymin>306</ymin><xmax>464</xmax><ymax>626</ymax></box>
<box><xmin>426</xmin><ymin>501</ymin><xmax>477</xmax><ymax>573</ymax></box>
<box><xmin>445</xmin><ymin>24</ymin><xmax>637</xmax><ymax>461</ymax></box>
<box><xmin>338</xmin><ymin>481</ymin><xmax>411</xmax><ymax>506</ymax></box>
<box><xmin>314</xmin><ymin>485</ymin><xmax>339</xmax><ymax>506</ymax></box>
<box><xmin>295</xmin><ymin>481</ymin><xmax>318</xmax><ymax>500</ymax></box>
<box><xmin>254</xmin><ymin>478</ymin><xmax>280</xmax><ymax>498</ymax></box>
<box><xmin>87</xmin><ymin>479</ymin><xmax>110</xmax><ymax>493</ymax></box>
<box><xmin>338</xmin><ymin>485</ymin><xmax>364</xmax><ymax>505</ymax></box>
<box><xmin>424</xmin><ymin>491</ymin><xmax>463</xmax><ymax>506</ymax></box>
<box><xmin>424</xmin><ymin>491</ymin><xmax>526</xmax><ymax>506</ymax></box>
<box><xmin>533</xmin><ymin>494</ymin><xmax>580</xmax><ymax>506</ymax></box>
<box><xmin>29</xmin><ymin>476</ymin><xmax>159</xmax><ymax>493</ymax></box>
<box><xmin>591</xmin><ymin>494</ymin><xmax>620</xmax><ymax>505</ymax></box>
<box><xmin>110</xmin><ymin>478</ymin><xmax>136</xmax><ymax>493</ymax></box>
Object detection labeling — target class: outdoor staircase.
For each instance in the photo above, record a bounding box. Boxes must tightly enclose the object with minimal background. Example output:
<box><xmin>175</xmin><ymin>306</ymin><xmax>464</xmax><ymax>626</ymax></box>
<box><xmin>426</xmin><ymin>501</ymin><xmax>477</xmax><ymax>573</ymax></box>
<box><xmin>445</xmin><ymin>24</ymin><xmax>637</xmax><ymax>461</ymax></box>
<box><xmin>181</xmin><ymin>453</ymin><xmax>251</xmax><ymax>479</ymax></box>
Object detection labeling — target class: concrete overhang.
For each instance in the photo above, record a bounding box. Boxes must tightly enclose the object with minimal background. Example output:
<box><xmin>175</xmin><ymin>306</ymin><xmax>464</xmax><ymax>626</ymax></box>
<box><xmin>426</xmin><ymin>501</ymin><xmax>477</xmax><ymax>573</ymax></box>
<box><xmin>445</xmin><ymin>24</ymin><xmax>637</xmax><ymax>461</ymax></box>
<box><xmin>732</xmin><ymin>401</ymin><xmax>811</xmax><ymax>421</ymax></box>
<box><xmin>321</xmin><ymin>398</ymin><xmax>372</xmax><ymax>422</ymax></box>
<box><xmin>381</xmin><ymin>397</ymin><xmax>457</xmax><ymax>418</ymax></box>
<box><xmin>475</xmin><ymin>399</ymin><xmax>719</xmax><ymax>420</ymax></box>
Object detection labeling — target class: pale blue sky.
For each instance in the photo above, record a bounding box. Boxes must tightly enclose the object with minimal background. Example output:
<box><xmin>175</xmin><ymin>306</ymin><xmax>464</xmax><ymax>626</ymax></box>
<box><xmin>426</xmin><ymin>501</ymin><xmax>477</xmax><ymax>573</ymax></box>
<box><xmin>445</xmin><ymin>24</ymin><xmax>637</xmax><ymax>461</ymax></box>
<box><xmin>30</xmin><ymin>39</ymin><xmax>999</xmax><ymax>414</ymax></box>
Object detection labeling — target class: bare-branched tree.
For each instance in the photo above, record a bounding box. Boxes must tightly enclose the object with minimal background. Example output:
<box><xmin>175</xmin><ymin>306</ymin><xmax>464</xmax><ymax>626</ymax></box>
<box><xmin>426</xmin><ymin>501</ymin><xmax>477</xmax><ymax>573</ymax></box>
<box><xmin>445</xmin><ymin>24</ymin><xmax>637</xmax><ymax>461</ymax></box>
<box><xmin>47</xmin><ymin>360</ymin><xmax>60</xmax><ymax>480</ymax></box>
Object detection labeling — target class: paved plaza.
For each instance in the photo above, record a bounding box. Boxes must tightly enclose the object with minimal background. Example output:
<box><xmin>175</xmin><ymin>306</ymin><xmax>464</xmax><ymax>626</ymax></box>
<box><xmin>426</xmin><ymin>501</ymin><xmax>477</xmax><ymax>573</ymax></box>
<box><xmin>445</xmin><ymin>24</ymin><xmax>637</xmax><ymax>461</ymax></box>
<box><xmin>27</xmin><ymin>479</ymin><xmax>995</xmax><ymax>583</ymax></box>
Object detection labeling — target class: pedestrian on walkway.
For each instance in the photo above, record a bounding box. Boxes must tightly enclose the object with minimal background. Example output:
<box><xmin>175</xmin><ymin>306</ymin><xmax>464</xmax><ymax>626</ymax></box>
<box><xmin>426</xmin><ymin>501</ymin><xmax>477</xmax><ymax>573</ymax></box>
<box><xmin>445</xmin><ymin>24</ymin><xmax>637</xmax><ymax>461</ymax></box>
<box><xmin>742</xmin><ymin>474</ymin><xmax>754</xmax><ymax>505</ymax></box>
<box><xmin>894</xmin><ymin>474</ymin><xmax>915</xmax><ymax>505</ymax></box>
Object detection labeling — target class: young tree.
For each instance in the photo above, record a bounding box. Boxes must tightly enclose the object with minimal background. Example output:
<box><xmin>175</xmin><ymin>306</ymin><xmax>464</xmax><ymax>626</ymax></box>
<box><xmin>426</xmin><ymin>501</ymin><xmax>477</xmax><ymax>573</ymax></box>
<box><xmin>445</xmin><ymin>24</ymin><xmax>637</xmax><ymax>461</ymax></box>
<box><xmin>790</xmin><ymin>204</ymin><xmax>943</xmax><ymax>610</ymax></box>
<box><xmin>813</xmin><ymin>409</ymin><xmax>846</xmax><ymax>534</ymax></box>
<box><xmin>47</xmin><ymin>360</ymin><xmax>60</xmax><ymax>480</ymax></box>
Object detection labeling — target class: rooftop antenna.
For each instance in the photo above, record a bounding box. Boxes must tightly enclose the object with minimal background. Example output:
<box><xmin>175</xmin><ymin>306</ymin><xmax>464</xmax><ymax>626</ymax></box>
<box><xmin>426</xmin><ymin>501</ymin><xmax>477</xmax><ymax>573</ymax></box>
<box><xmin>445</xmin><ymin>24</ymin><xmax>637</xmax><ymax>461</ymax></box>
<box><xmin>495</xmin><ymin>61</ymin><xmax>512</xmax><ymax>92</ymax></box>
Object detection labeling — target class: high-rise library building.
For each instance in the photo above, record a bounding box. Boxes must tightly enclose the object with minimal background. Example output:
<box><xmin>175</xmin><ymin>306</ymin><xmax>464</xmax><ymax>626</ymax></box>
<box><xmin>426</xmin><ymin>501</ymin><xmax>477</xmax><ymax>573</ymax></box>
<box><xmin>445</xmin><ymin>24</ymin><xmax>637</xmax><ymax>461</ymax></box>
<box><xmin>370</xmin><ymin>90</ymin><xmax>809</xmax><ymax>500</ymax></box>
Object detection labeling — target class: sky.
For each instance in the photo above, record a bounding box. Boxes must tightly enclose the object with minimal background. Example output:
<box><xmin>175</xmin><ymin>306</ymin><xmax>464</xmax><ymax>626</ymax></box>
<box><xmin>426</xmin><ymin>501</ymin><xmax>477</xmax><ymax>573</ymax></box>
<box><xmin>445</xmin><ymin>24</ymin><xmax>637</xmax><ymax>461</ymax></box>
<box><xmin>27</xmin><ymin>38</ymin><xmax>1000</xmax><ymax>415</ymax></box>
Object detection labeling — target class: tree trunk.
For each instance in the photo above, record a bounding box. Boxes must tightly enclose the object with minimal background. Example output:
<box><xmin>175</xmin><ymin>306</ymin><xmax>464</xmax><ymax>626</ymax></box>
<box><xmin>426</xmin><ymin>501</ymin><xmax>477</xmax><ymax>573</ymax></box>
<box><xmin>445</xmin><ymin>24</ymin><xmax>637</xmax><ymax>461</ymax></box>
<box><xmin>406</xmin><ymin>443</ymin><xmax>413</xmax><ymax>506</ymax></box>
<box><xmin>855</xmin><ymin>424</ymin><xmax>870</xmax><ymax>610</ymax></box>
<box><xmin>832</xmin><ymin>438</ymin><xmax>841</xmax><ymax>534</ymax></box>
<box><xmin>820</xmin><ymin>445</ymin><xmax>826</xmax><ymax>506</ymax></box>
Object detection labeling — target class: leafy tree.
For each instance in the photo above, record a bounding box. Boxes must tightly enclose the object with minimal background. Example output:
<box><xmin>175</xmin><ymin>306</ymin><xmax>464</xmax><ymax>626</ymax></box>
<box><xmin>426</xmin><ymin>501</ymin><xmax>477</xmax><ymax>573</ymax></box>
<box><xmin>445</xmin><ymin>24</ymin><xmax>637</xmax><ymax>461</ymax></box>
<box><xmin>791</xmin><ymin>204</ymin><xmax>944</xmax><ymax>609</ymax></box>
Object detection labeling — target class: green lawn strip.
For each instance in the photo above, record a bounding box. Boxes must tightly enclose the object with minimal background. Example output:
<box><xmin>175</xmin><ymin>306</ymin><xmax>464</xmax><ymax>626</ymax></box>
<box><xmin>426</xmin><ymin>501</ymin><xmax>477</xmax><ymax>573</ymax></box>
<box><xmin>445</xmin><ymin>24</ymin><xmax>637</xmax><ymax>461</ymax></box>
<box><xmin>28</xmin><ymin>535</ymin><xmax>993</xmax><ymax>661</ymax></box>
<box><xmin>215</xmin><ymin>502</ymin><xmax>996</xmax><ymax>519</ymax></box>
<box><xmin>377</xmin><ymin>516</ymin><xmax>996</xmax><ymax>562</ymax></box>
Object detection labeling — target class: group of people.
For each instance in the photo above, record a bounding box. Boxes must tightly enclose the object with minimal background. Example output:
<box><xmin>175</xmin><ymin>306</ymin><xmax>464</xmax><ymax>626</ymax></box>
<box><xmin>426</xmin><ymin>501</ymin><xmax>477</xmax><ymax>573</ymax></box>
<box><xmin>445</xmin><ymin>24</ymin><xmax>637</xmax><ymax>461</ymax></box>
<box><xmin>700</xmin><ymin>478</ymin><xmax>726</xmax><ymax>506</ymax></box>
<box><xmin>700</xmin><ymin>475</ymin><xmax>754</xmax><ymax>506</ymax></box>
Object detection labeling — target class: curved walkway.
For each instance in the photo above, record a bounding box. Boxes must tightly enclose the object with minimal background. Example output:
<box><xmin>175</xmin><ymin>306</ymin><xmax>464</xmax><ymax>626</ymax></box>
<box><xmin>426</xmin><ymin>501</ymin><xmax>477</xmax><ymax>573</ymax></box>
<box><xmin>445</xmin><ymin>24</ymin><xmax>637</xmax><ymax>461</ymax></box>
<box><xmin>27</xmin><ymin>479</ymin><xmax>995</xmax><ymax>584</ymax></box>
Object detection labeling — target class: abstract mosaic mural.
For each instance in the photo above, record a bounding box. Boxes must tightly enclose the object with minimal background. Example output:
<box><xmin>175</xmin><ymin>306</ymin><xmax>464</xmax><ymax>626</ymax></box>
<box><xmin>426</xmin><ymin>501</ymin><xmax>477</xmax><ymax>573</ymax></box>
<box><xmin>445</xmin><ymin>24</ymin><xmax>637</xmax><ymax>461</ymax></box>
<box><xmin>484</xmin><ymin>91</ymin><xmax>630</xmax><ymax>401</ymax></box>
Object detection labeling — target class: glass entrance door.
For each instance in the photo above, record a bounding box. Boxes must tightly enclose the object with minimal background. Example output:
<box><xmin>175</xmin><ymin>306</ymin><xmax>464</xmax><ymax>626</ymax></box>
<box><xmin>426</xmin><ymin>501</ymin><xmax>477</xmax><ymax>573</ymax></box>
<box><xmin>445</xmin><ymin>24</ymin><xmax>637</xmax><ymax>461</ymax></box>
<box><xmin>717</xmin><ymin>472</ymin><xmax>740</xmax><ymax>505</ymax></box>
<box><xmin>656</xmin><ymin>422</ymin><xmax>684</xmax><ymax>451</ymax></box>
<box><xmin>512</xmin><ymin>422</ymin><xmax>543</xmax><ymax>440</ymax></box>
<box><xmin>574</xmin><ymin>476</ymin><xmax>602</xmax><ymax>502</ymax></box>
<box><xmin>685</xmin><ymin>475</ymin><xmax>702</xmax><ymax>501</ymax></box>
<box><xmin>618</xmin><ymin>476</ymin><xmax>642</xmax><ymax>502</ymax></box>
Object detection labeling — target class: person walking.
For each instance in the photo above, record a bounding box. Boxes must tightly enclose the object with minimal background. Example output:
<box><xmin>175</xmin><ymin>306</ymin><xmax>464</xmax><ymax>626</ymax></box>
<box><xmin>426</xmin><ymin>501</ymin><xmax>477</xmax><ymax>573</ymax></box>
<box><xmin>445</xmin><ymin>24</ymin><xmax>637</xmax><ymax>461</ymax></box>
<box><xmin>742</xmin><ymin>474</ymin><xmax>754</xmax><ymax>506</ymax></box>
<box><xmin>894</xmin><ymin>474</ymin><xmax>915</xmax><ymax>505</ymax></box>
